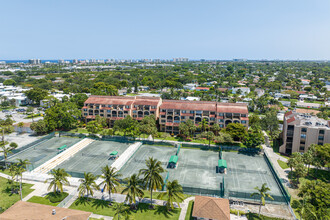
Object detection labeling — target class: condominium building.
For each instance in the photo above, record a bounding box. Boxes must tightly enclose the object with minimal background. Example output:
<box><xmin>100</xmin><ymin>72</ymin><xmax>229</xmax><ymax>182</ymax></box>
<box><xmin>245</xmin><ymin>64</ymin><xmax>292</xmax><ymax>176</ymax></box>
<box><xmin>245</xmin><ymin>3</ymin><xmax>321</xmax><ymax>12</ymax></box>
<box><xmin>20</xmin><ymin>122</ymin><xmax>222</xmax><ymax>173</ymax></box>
<box><xmin>159</xmin><ymin>100</ymin><xmax>248</xmax><ymax>134</ymax></box>
<box><xmin>82</xmin><ymin>96</ymin><xmax>249</xmax><ymax>133</ymax></box>
<box><xmin>280</xmin><ymin>111</ymin><xmax>330</xmax><ymax>154</ymax></box>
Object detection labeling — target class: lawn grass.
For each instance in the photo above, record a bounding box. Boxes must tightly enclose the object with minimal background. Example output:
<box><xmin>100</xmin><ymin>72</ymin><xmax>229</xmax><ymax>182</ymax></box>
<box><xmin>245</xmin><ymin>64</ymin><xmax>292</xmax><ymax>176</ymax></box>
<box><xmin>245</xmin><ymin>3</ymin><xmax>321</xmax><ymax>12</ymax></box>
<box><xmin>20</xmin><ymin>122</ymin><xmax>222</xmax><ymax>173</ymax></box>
<box><xmin>277</xmin><ymin>160</ymin><xmax>289</xmax><ymax>169</ymax></box>
<box><xmin>115</xmin><ymin>185</ymin><xmax>192</xmax><ymax>202</ymax></box>
<box><xmin>0</xmin><ymin>176</ymin><xmax>34</xmax><ymax>213</ymax></box>
<box><xmin>275</xmin><ymin>152</ymin><xmax>290</xmax><ymax>160</ymax></box>
<box><xmin>70</xmin><ymin>198</ymin><xmax>181</xmax><ymax>220</ymax></box>
<box><xmin>0</xmin><ymin>169</ymin><xmax>12</xmax><ymax>175</ymax></box>
<box><xmin>27</xmin><ymin>192</ymin><xmax>69</xmax><ymax>206</ymax></box>
<box><xmin>246</xmin><ymin>213</ymin><xmax>285</xmax><ymax>220</ymax></box>
<box><xmin>185</xmin><ymin>201</ymin><xmax>194</xmax><ymax>220</ymax></box>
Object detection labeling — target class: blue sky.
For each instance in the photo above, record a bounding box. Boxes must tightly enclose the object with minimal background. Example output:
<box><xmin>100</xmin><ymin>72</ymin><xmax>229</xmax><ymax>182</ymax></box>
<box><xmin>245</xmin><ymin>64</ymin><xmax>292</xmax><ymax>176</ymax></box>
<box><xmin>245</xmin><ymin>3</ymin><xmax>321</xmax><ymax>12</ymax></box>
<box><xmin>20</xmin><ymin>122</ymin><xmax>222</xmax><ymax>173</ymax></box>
<box><xmin>1</xmin><ymin>0</ymin><xmax>330</xmax><ymax>60</ymax></box>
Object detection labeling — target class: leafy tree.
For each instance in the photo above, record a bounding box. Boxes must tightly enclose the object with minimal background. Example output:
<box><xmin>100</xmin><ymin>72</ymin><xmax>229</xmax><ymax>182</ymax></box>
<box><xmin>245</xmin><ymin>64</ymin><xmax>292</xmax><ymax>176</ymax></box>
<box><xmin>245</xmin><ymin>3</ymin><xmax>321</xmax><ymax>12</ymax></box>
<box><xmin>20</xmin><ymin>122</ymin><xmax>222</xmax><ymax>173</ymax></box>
<box><xmin>292</xmin><ymin>199</ymin><xmax>318</xmax><ymax>220</ymax></box>
<box><xmin>250</xmin><ymin>183</ymin><xmax>274</xmax><ymax>216</ymax></box>
<box><xmin>314</xmin><ymin>143</ymin><xmax>330</xmax><ymax>169</ymax></box>
<box><xmin>30</xmin><ymin>120</ymin><xmax>48</xmax><ymax>135</ymax></box>
<box><xmin>186</xmin><ymin>119</ymin><xmax>196</xmax><ymax>137</ymax></box>
<box><xmin>243</xmin><ymin>128</ymin><xmax>264</xmax><ymax>148</ymax></box>
<box><xmin>45</xmin><ymin>168</ymin><xmax>71</xmax><ymax>194</ymax></box>
<box><xmin>224</xmin><ymin>123</ymin><xmax>247</xmax><ymax>141</ymax></box>
<box><xmin>211</xmin><ymin>123</ymin><xmax>220</xmax><ymax>136</ymax></box>
<box><xmin>139</xmin><ymin>157</ymin><xmax>165</xmax><ymax>208</ymax></box>
<box><xmin>260</xmin><ymin>110</ymin><xmax>280</xmax><ymax>140</ymax></box>
<box><xmin>248</xmin><ymin>114</ymin><xmax>261</xmax><ymax>129</ymax></box>
<box><xmin>199</xmin><ymin>131</ymin><xmax>215</xmax><ymax>148</ymax></box>
<box><xmin>214</xmin><ymin>132</ymin><xmax>233</xmax><ymax>144</ymax></box>
<box><xmin>78</xmin><ymin>172</ymin><xmax>99</xmax><ymax>200</ymax></box>
<box><xmin>17</xmin><ymin>122</ymin><xmax>24</xmax><ymax>133</ymax></box>
<box><xmin>121</xmin><ymin>174</ymin><xmax>144</xmax><ymax>208</ymax></box>
<box><xmin>25</xmin><ymin>88</ymin><xmax>49</xmax><ymax>105</ymax></box>
<box><xmin>44</xmin><ymin>102</ymin><xmax>80</xmax><ymax>131</ymax></box>
<box><xmin>157</xmin><ymin>180</ymin><xmax>184</xmax><ymax>211</ymax></box>
<box><xmin>3</xmin><ymin>79</ymin><xmax>16</xmax><ymax>86</ymax></box>
<box><xmin>198</xmin><ymin>118</ymin><xmax>209</xmax><ymax>132</ymax></box>
<box><xmin>303</xmin><ymin>145</ymin><xmax>316</xmax><ymax>174</ymax></box>
<box><xmin>99</xmin><ymin>166</ymin><xmax>122</xmax><ymax>205</ymax></box>
<box><xmin>70</xmin><ymin>93</ymin><xmax>88</xmax><ymax>108</ymax></box>
<box><xmin>298</xmin><ymin>180</ymin><xmax>330</xmax><ymax>219</ymax></box>
<box><xmin>179</xmin><ymin>122</ymin><xmax>189</xmax><ymax>137</ymax></box>
<box><xmin>114</xmin><ymin>116</ymin><xmax>139</xmax><ymax>138</ymax></box>
<box><xmin>86</xmin><ymin>120</ymin><xmax>103</xmax><ymax>134</ymax></box>
<box><xmin>139</xmin><ymin>115</ymin><xmax>158</xmax><ymax>141</ymax></box>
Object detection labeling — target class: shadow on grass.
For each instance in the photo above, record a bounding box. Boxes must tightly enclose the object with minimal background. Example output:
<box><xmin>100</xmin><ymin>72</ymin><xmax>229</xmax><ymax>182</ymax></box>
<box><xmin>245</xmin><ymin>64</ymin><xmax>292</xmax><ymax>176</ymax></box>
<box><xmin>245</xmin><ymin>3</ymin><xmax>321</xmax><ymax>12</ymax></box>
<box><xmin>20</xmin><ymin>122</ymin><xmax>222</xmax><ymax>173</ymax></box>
<box><xmin>91</xmin><ymin>198</ymin><xmax>110</xmax><ymax>209</ymax></box>
<box><xmin>74</xmin><ymin>197</ymin><xmax>91</xmax><ymax>206</ymax></box>
<box><xmin>305</xmin><ymin>168</ymin><xmax>330</xmax><ymax>182</ymax></box>
<box><xmin>154</xmin><ymin>205</ymin><xmax>178</xmax><ymax>218</ymax></box>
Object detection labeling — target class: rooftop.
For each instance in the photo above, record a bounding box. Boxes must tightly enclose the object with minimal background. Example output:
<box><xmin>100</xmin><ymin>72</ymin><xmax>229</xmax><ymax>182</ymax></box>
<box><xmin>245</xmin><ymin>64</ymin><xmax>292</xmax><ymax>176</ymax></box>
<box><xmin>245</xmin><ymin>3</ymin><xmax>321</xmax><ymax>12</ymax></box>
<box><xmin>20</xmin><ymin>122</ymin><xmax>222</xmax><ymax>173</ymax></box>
<box><xmin>0</xmin><ymin>201</ymin><xmax>91</xmax><ymax>220</ymax></box>
<box><xmin>192</xmin><ymin>196</ymin><xmax>230</xmax><ymax>220</ymax></box>
<box><xmin>285</xmin><ymin>111</ymin><xmax>329</xmax><ymax>129</ymax></box>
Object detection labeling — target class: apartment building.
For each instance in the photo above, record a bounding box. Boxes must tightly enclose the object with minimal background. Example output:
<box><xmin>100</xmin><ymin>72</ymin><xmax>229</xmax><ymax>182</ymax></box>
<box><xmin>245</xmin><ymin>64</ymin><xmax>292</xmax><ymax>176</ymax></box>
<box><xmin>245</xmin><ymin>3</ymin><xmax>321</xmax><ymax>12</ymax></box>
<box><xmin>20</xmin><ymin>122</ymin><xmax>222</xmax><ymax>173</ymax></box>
<box><xmin>280</xmin><ymin>111</ymin><xmax>330</xmax><ymax>154</ymax></box>
<box><xmin>82</xmin><ymin>96</ymin><xmax>162</xmax><ymax>127</ymax></box>
<box><xmin>82</xmin><ymin>96</ymin><xmax>249</xmax><ymax>133</ymax></box>
<box><xmin>159</xmin><ymin>100</ymin><xmax>248</xmax><ymax>134</ymax></box>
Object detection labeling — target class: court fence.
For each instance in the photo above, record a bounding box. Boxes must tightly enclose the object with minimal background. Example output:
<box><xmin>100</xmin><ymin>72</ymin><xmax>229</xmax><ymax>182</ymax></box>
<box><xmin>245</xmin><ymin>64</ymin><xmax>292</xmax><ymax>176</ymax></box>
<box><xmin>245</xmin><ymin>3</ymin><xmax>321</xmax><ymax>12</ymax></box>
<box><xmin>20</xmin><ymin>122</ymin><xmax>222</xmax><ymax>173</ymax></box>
<box><xmin>263</xmin><ymin>151</ymin><xmax>291</xmax><ymax>204</ymax></box>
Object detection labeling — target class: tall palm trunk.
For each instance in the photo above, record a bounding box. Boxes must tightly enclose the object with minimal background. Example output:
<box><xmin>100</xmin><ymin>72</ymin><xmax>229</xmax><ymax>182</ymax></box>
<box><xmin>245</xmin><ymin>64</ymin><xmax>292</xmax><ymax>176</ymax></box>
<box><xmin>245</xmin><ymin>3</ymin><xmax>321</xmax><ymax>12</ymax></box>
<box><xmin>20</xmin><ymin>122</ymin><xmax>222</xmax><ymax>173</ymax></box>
<box><xmin>20</xmin><ymin>175</ymin><xmax>23</xmax><ymax>200</ymax></box>
<box><xmin>150</xmin><ymin>189</ymin><xmax>153</xmax><ymax>208</ymax></box>
<box><xmin>259</xmin><ymin>200</ymin><xmax>262</xmax><ymax>216</ymax></box>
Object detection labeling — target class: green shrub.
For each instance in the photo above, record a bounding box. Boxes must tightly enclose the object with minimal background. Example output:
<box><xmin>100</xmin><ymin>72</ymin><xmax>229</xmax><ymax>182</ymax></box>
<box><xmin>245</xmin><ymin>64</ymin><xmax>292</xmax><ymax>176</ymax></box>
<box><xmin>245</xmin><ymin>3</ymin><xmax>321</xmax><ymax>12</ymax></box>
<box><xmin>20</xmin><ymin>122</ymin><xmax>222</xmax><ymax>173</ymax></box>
<box><xmin>47</xmin><ymin>192</ymin><xmax>68</xmax><ymax>203</ymax></box>
<box><xmin>230</xmin><ymin>209</ymin><xmax>246</xmax><ymax>215</ymax></box>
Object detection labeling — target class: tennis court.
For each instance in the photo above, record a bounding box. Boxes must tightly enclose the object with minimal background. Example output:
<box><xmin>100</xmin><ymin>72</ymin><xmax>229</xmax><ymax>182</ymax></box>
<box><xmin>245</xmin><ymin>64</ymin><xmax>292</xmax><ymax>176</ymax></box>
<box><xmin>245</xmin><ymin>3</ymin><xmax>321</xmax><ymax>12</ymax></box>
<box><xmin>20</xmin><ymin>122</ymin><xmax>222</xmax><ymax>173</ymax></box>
<box><xmin>55</xmin><ymin>140</ymin><xmax>130</xmax><ymax>177</ymax></box>
<box><xmin>119</xmin><ymin>145</ymin><xmax>176</xmax><ymax>179</ymax></box>
<box><xmin>166</xmin><ymin>148</ymin><xmax>284</xmax><ymax>202</ymax></box>
<box><xmin>7</xmin><ymin>137</ymin><xmax>81</xmax><ymax>170</ymax></box>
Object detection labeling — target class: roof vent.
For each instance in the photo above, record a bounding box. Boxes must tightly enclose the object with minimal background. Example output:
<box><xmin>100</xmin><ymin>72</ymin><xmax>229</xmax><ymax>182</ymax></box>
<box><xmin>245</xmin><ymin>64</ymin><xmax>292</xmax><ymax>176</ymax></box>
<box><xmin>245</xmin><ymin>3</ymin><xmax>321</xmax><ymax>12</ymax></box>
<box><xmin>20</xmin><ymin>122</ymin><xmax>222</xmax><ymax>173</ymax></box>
<box><xmin>52</xmin><ymin>209</ymin><xmax>56</xmax><ymax>215</ymax></box>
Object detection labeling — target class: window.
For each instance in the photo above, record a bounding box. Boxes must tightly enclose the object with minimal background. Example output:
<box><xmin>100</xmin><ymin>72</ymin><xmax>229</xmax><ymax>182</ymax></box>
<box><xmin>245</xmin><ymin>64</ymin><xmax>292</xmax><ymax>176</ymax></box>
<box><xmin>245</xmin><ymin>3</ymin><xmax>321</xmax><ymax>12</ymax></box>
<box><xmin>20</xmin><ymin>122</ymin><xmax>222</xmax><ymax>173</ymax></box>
<box><xmin>218</xmin><ymin>119</ymin><xmax>224</xmax><ymax>123</ymax></box>
<box><xmin>241</xmin><ymin>114</ymin><xmax>246</xmax><ymax>117</ymax></box>
<box><xmin>133</xmin><ymin>110</ymin><xmax>137</xmax><ymax>113</ymax></box>
<box><xmin>102</xmin><ymin>105</ymin><xmax>105</xmax><ymax>107</ymax></box>
<box><xmin>181</xmin><ymin>116</ymin><xmax>185</xmax><ymax>120</ymax></box>
<box><xmin>150</xmin><ymin>111</ymin><xmax>155</xmax><ymax>114</ymax></box>
<box><xmin>241</xmin><ymin>120</ymin><xmax>246</xmax><ymax>124</ymax></box>
<box><xmin>218</xmin><ymin>113</ymin><xmax>224</xmax><ymax>116</ymax></box>
<box><xmin>124</xmin><ymin>111</ymin><xmax>128</xmax><ymax>114</ymax></box>
<box><xmin>210</xmin><ymin>117</ymin><xmax>215</xmax><ymax>121</ymax></box>
<box><xmin>299</xmin><ymin>147</ymin><xmax>305</xmax><ymax>151</ymax></box>
<box><xmin>107</xmin><ymin>110</ymin><xmax>111</xmax><ymax>113</ymax></box>
<box><xmin>108</xmin><ymin>105</ymin><xmax>112</xmax><ymax>107</ymax></box>
<box><xmin>161</xmin><ymin>120</ymin><xmax>166</xmax><ymax>123</ymax></box>
<box><xmin>161</xmin><ymin>115</ymin><xmax>165</xmax><ymax>118</ymax></box>
<box><xmin>161</xmin><ymin>109</ymin><xmax>166</xmax><ymax>112</ymax></box>
<box><xmin>300</xmin><ymin>134</ymin><xmax>306</xmax><ymax>139</ymax></box>
<box><xmin>133</xmin><ymin>115</ymin><xmax>137</xmax><ymax>118</ymax></box>
<box><xmin>210</xmin><ymin>112</ymin><xmax>215</xmax><ymax>115</ymax></box>
<box><xmin>125</xmin><ymin>105</ymin><xmax>130</xmax><ymax>109</ymax></box>
<box><xmin>84</xmin><ymin>109</ymin><xmax>87</xmax><ymax>111</ymax></box>
<box><xmin>300</xmin><ymin>141</ymin><xmax>305</xmax><ymax>145</ymax></box>
<box><xmin>220</xmin><ymin>124</ymin><xmax>224</xmax><ymax>128</ymax></box>
<box><xmin>319</xmin><ymin>130</ymin><xmax>325</xmax><ymax>134</ymax></box>
<box><xmin>189</xmin><ymin>116</ymin><xmax>194</xmax><ymax>120</ymax></box>
<box><xmin>100</xmin><ymin>110</ymin><xmax>104</xmax><ymax>112</ymax></box>
<box><xmin>100</xmin><ymin>114</ymin><xmax>104</xmax><ymax>116</ymax></box>
<box><xmin>318</xmin><ymin>136</ymin><xmax>324</xmax><ymax>140</ymax></box>
<box><xmin>96</xmin><ymin>106</ymin><xmax>99</xmax><ymax>109</ymax></box>
<box><xmin>301</xmin><ymin>128</ymin><xmax>307</xmax><ymax>132</ymax></box>
<box><xmin>151</xmin><ymin>106</ymin><xmax>156</xmax><ymax>109</ymax></box>
<box><xmin>182</xmin><ymin>110</ymin><xmax>186</xmax><ymax>113</ymax></box>
<box><xmin>84</xmin><ymin>113</ymin><xmax>87</xmax><ymax>116</ymax></box>
<box><xmin>190</xmin><ymin>111</ymin><xmax>194</xmax><ymax>114</ymax></box>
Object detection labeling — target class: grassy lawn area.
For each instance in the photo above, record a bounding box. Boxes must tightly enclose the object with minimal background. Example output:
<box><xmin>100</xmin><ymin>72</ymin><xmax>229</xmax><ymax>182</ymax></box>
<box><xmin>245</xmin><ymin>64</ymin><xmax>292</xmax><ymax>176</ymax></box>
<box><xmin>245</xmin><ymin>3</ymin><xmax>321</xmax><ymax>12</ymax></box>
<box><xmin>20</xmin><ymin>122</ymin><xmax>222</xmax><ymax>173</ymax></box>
<box><xmin>24</xmin><ymin>113</ymin><xmax>43</xmax><ymax>119</ymax></box>
<box><xmin>246</xmin><ymin>213</ymin><xmax>285</xmax><ymax>220</ymax></box>
<box><xmin>275</xmin><ymin>152</ymin><xmax>290</xmax><ymax>160</ymax></box>
<box><xmin>185</xmin><ymin>201</ymin><xmax>194</xmax><ymax>220</ymax></box>
<box><xmin>277</xmin><ymin>160</ymin><xmax>289</xmax><ymax>169</ymax></box>
<box><xmin>70</xmin><ymin>198</ymin><xmax>181</xmax><ymax>220</ymax></box>
<box><xmin>0</xmin><ymin>169</ymin><xmax>12</xmax><ymax>175</ymax></box>
<box><xmin>27</xmin><ymin>192</ymin><xmax>69</xmax><ymax>207</ymax></box>
<box><xmin>0</xmin><ymin>176</ymin><xmax>34</xmax><ymax>213</ymax></box>
<box><xmin>115</xmin><ymin>185</ymin><xmax>192</xmax><ymax>202</ymax></box>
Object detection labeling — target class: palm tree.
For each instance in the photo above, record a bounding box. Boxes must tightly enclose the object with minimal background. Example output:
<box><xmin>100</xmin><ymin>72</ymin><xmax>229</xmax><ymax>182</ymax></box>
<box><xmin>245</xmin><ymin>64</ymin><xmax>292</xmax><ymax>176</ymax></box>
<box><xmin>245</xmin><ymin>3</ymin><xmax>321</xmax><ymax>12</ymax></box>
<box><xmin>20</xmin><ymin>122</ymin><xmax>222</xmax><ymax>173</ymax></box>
<box><xmin>113</xmin><ymin>203</ymin><xmax>129</xmax><ymax>220</ymax></box>
<box><xmin>16</xmin><ymin>159</ymin><xmax>31</xmax><ymax>200</ymax></box>
<box><xmin>198</xmin><ymin>118</ymin><xmax>208</xmax><ymax>132</ymax></box>
<box><xmin>139</xmin><ymin>157</ymin><xmax>165</xmax><ymax>209</ymax></box>
<box><xmin>250</xmin><ymin>183</ymin><xmax>274</xmax><ymax>216</ymax></box>
<box><xmin>157</xmin><ymin>180</ymin><xmax>184</xmax><ymax>210</ymax></box>
<box><xmin>121</xmin><ymin>174</ymin><xmax>144</xmax><ymax>208</ymax></box>
<box><xmin>0</xmin><ymin>145</ymin><xmax>15</xmax><ymax>169</ymax></box>
<box><xmin>45</xmin><ymin>168</ymin><xmax>71</xmax><ymax>194</ymax></box>
<box><xmin>78</xmin><ymin>172</ymin><xmax>99</xmax><ymax>200</ymax></box>
<box><xmin>99</xmin><ymin>165</ymin><xmax>122</xmax><ymax>204</ymax></box>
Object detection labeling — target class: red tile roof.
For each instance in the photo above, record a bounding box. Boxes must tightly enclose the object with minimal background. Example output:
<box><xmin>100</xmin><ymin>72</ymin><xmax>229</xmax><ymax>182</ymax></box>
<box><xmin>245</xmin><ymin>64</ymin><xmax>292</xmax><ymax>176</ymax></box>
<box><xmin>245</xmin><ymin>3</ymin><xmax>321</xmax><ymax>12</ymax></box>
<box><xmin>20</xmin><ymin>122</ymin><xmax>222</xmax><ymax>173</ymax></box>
<box><xmin>285</xmin><ymin>110</ymin><xmax>293</xmax><ymax>117</ymax></box>
<box><xmin>160</xmin><ymin>100</ymin><xmax>216</xmax><ymax>111</ymax></box>
<box><xmin>216</xmin><ymin>103</ymin><xmax>248</xmax><ymax>114</ymax></box>
<box><xmin>287</xmin><ymin>116</ymin><xmax>295</xmax><ymax>124</ymax></box>
<box><xmin>196</xmin><ymin>87</ymin><xmax>210</xmax><ymax>90</ymax></box>
<box><xmin>84</xmin><ymin>95</ymin><xmax>161</xmax><ymax>106</ymax></box>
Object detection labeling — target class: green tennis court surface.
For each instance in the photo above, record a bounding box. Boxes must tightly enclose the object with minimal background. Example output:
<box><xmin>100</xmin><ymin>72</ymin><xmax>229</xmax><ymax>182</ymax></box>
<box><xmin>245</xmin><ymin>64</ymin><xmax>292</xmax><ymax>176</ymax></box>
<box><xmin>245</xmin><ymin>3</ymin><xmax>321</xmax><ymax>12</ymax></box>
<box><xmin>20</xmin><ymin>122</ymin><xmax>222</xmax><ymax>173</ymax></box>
<box><xmin>7</xmin><ymin>137</ymin><xmax>81</xmax><ymax>170</ymax></box>
<box><xmin>54</xmin><ymin>140</ymin><xmax>130</xmax><ymax>177</ymax></box>
<box><xmin>166</xmin><ymin>148</ymin><xmax>282</xmax><ymax>202</ymax></box>
<box><xmin>119</xmin><ymin>145</ymin><xmax>176</xmax><ymax>180</ymax></box>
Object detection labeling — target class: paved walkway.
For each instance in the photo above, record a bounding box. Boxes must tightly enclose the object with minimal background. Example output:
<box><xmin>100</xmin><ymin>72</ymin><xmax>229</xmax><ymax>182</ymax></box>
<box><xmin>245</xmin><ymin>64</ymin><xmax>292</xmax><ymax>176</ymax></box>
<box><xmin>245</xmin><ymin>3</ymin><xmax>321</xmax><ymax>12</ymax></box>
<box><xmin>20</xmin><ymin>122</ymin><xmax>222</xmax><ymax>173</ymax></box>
<box><xmin>178</xmin><ymin>197</ymin><xmax>195</xmax><ymax>220</ymax></box>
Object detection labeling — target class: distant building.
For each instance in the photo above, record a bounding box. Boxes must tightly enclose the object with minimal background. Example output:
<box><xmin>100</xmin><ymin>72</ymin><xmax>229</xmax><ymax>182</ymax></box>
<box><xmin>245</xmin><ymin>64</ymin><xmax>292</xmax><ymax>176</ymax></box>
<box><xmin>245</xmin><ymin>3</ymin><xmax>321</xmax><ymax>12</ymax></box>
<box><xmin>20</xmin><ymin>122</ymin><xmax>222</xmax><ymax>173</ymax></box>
<box><xmin>28</xmin><ymin>59</ymin><xmax>41</xmax><ymax>64</ymax></box>
<box><xmin>173</xmin><ymin>58</ymin><xmax>188</xmax><ymax>62</ymax></box>
<box><xmin>195</xmin><ymin>87</ymin><xmax>210</xmax><ymax>91</ymax></box>
<box><xmin>183</xmin><ymin>83</ymin><xmax>198</xmax><ymax>90</ymax></box>
<box><xmin>301</xmin><ymin>79</ymin><xmax>311</xmax><ymax>85</ymax></box>
<box><xmin>280</xmin><ymin>111</ymin><xmax>330</xmax><ymax>154</ymax></box>
<box><xmin>231</xmin><ymin>87</ymin><xmax>250</xmax><ymax>95</ymax></box>
<box><xmin>296</xmin><ymin>102</ymin><xmax>321</xmax><ymax>109</ymax></box>
<box><xmin>255</xmin><ymin>88</ymin><xmax>265</xmax><ymax>97</ymax></box>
